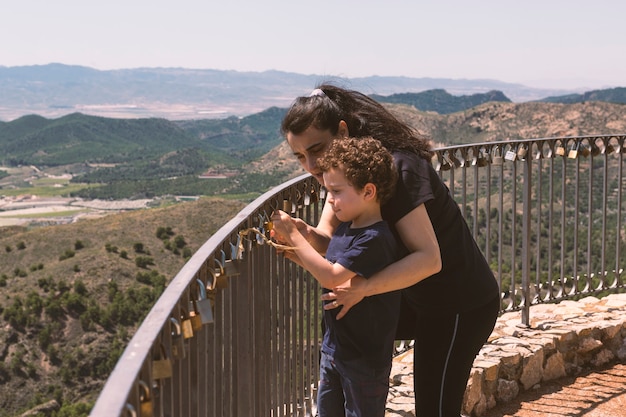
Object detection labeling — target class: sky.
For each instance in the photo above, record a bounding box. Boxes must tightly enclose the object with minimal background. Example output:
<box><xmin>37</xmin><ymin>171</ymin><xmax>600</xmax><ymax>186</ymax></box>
<box><xmin>2</xmin><ymin>0</ymin><xmax>625</xmax><ymax>90</ymax></box>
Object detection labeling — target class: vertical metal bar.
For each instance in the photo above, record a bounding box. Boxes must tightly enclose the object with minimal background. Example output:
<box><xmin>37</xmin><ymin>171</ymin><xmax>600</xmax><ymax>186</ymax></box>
<box><xmin>548</xmin><ymin>150</ymin><xmax>555</xmax><ymax>301</ymax></box>
<box><xmin>510</xmin><ymin>158</ymin><xmax>518</xmax><ymax>308</ymax></box>
<box><xmin>601</xmin><ymin>149</ymin><xmax>609</xmax><ymax>288</ymax></box>
<box><xmin>535</xmin><ymin>148</ymin><xmax>543</xmax><ymax>302</ymax></box>
<box><xmin>234</xmin><ymin>257</ymin><xmax>253</xmax><ymax>415</ymax></box>
<box><xmin>521</xmin><ymin>153</ymin><xmax>531</xmax><ymax>326</ymax></box>
<box><xmin>573</xmin><ymin>153</ymin><xmax>580</xmax><ymax>295</ymax></box>
<box><xmin>617</xmin><ymin>144</ymin><xmax>624</xmax><ymax>286</ymax></box>
<box><xmin>585</xmin><ymin>148</ymin><xmax>594</xmax><ymax>292</ymax></box>
<box><xmin>485</xmin><ymin>151</ymin><xmax>492</xmax><ymax>265</ymax></box>
<box><xmin>497</xmin><ymin>156</ymin><xmax>504</xmax><ymax>306</ymax></box>
<box><xmin>560</xmin><ymin>151</ymin><xmax>567</xmax><ymax>297</ymax></box>
<box><xmin>223</xmin><ymin>273</ymin><xmax>233</xmax><ymax>417</ymax></box>
<box><xmin>473</xmin><ymin>153</ymin><xmax>479</xmax><ymax>239</ymax></box>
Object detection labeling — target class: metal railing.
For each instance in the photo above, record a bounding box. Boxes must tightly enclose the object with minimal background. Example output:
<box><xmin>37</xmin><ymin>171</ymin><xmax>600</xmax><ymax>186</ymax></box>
<box><xmin>90</xmin><ymin>135</ymin><xmax>626</xmax><ymax>417</ymax></box>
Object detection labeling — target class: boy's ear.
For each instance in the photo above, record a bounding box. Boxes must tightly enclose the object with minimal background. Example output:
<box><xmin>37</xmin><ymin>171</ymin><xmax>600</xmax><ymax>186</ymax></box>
<box><xmin>363</xmin><ymin>183</ymin><xmax>377</xmax><ymax>200</ymax></box>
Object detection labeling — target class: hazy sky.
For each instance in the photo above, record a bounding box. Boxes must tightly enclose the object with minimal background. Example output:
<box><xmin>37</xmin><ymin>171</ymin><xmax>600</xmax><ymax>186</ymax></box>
<box><xmin>3</xmin><ymin>0</ymin><xmax>625</xmax><ymax>90</ymax></box>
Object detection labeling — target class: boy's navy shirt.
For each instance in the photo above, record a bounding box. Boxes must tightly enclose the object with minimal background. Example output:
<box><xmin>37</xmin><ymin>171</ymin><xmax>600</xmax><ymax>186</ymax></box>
<box><xmin>322</xmin><ymin>220</ymin><xmax>401</xmax><ymax>369</ymax></box>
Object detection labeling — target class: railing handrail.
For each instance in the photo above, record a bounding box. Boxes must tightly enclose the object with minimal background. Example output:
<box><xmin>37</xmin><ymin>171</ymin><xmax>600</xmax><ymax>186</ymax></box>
<box><xmin>90</xmin><ymin>135</ymin><xmax>626</xmax><ymax>417</ymax></box>
<box><xmin>90</xmin><ymin>173</ymin><xmax>315</xmax><ymax>417</ymax></box>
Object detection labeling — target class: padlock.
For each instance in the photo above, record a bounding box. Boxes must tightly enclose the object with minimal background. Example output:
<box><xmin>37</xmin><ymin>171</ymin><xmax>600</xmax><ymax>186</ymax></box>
<box><xmin>473</xmin><ymin>151</ymin><xmax>488</xmax><ymax>167</ymax></box>
<box><xmin>308</xmin><ymin>187</ymin><xmax>319</xmax><ymax>204</ymax></box>
<box><xmin>504</xmin><ymin>149</ymin><xmax>517</xmax><ymax>161</ymax></box>
<box><xmin>124</xmin><ymin>404</ymin><xmax>138</xmax><ymax>417</ymax></box>
<box><xmin>604</xmin><ymin>143</ymin><xmax>616</xmax><ymax>154</ymax></box>
<box><xmin>214</xmin><ymin>260</ymin><xmax>229</xmax><ymax>289</ymax></box>
<box><xmin>195</xmin><ymin>279</ymin><xmax>214</xmax><ymax>324</ymax></box>
<box><xmin>579</xmin><ymin>144</ymin><xmax>591</xmax><ymax>157</ymax></box>
<box><xmin>223</xmin><ymin>259</ymin><xmax>240</xmax><ymax>278</ymax></box>
<box><xmin>517</xmin><ymin>145</ymin><xmax>527</xmax><ymax>160</ymax></box>
<box><xmin>555</xmin><ymin>144</ymin><xmax>566</xmax><ymax>156</ymax></box>
<box><xmin>151</xmin><ymin>344</ymin><xmax>172</xmax><ymax>380</ymax></box>
<box><xmin>590</xmin><ymin>144</ymin><xmax>601</xmax><ymax>156</ymax></box>
<box><xmin>139</xmin><ymin>380</ymin><xmax>153</xmax><ymax>417</ymax></box>
<box><xmin>436</xmin><ymin>154</ymin><xmax>451</xmax><ymax>171</ymax></box>
<box><xmin>180</xmin><ymin>308</ymin><xmax>194</xmax><ymax>339</ymax></box>
<box><xmin>264</xmin><ymin>220</ymin><xmax>273</xmax><ymax>241</ymax></box>
<box><xmin>491</xmin><ymin>147</ymin><xmax>503</xmax><ymax>166</ymax></box>
<box><xmin>170</xmin><ymin>317</ymin><xmax>185</xmax><ymax>359</ymax></box>
<box><xmin>188</xmin><ymin>299</ymin><xmax>203</xmax><ymax>332</ymax></box>
<box><xmin>568</xmin><ymin>142</ymin><xmax>579</xmax><ymax>159</ymax></box>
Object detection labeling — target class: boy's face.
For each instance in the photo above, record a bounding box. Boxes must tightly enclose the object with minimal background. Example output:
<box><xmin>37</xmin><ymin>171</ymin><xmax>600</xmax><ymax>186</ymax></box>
<box><xmin>323</xmin><ymin>167</ymin><xmax>366</xmax><ymax>223</ymax></box>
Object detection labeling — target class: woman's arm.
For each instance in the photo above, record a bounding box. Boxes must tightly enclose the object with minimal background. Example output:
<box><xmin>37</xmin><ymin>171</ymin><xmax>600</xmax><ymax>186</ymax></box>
<box><xmin>272</xmin><ymin>210</ymin><xmax>355</xmax><ymax>289</ymax></box>
<box><xmin>322</xmin><ymin>204</ymin><xmax>442</xmax><ymax>319</ymax></box>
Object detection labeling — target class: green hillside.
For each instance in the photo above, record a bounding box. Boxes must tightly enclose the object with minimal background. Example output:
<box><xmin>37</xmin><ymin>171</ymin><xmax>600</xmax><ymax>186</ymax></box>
<box><xmin>0</xmin><ymin>197</ymin><xmax>246</xmax><ymax>416</ymax></box>
<box><xmin>539</xmin><ymin>87</ymin><xmax>626</xmax><ymax>105</ymax></box>
<box><xmin>371</xmin><ymin>89</ymin><xmax>512</xmax><ymax>114</ymax></box>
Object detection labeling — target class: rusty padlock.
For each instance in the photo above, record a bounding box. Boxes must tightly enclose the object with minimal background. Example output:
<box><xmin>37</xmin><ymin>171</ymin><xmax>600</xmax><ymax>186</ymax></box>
<box><xmin>151</xmin><ymin>344</ymin><xmax>172</xmax><ymax>380</ymax></box>
<box><xmin>139</xmin><ymin>380</ymin><xmax>153</xmax><ymax>417</ymax></box>
<box><xmin>180</xmin><ymin>308</ymin><xmax>194</xmax><ymax>339</ymax></box>
<box><xmin>188</xmin><ymin>299</ymin><xmax>203</xmax><ymax>332</ymax></box>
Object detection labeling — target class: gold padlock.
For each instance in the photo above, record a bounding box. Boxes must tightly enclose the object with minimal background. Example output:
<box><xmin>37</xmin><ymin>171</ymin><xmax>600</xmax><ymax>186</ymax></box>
<box><xmin>555</xmin><ymin>144</ymin><xmax>566</xmax><ymax>156</ymax></box>
<box><xmin>139</xmin><ymin>380</ymin><xmax>153</xmax><ymax>417</ymax></box>
<box><xmin>180</xmin><ymin>308</ymin><xmax>194</xmax><ymax>339</ymax></box>
<box><xmin>568</xmin><ymin>142</ymin><xmax>579</xmax><ymax>159</ymax></box>
<box><xmin>152</xmin><ymin>344</ymin><xmax>172</xmax><ymax>380</ymax></box>
<box><xmin>189</xmin><ymin>299</ymin><xmax>203</xmax><ymax>332</ymax></box>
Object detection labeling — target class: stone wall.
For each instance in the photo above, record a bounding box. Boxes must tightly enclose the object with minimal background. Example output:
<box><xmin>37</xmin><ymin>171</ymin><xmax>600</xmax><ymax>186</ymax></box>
<box><xmin>387</xmin><ymin>293</ymin><xmax>626</xmax><ymax>416</ymax></box>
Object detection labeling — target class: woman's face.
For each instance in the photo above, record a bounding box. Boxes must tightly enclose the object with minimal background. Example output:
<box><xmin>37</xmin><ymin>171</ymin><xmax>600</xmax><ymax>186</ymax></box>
<box><xmin>286</xmin><ymin>122</ymin><xmax>348</xmax><ymax>184</ymax></box>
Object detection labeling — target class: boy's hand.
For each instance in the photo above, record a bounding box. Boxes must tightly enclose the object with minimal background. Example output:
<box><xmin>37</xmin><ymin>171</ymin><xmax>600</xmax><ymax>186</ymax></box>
<box><xmin>271</xmin><ymin>210</ymin><xmax>295</xmax><ymax>243</ymax></box>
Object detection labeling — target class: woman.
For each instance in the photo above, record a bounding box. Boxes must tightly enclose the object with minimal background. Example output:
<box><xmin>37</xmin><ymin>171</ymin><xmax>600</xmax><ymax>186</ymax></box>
<box><xmin>279</xmin><ymin>84</ymin><xmax>500</xmax><ymax>417</ymax></box>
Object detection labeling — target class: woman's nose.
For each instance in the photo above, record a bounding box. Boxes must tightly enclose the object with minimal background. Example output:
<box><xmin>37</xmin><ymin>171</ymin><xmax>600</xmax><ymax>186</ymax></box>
<box><xmin>304</xmin><ymin>157</ymin><xmax>317</xmax><ymax>173</ymax></box>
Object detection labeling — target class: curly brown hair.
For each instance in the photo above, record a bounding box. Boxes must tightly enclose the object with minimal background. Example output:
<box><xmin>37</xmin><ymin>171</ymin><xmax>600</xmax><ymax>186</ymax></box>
<box><xmin>317</xmin><ymin>137</ymin><xmax>398</xmax><ymax>205</ymax></box>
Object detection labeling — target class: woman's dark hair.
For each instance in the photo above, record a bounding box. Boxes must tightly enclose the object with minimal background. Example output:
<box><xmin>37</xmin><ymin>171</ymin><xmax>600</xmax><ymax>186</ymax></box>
<box><xmin>281</xmin><ymin>83</ymin><xmax>433</xmax><ymax>160</ymax></box>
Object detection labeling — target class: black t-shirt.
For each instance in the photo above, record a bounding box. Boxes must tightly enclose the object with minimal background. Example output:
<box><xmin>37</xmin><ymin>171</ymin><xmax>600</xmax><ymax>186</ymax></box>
<box><xmin>381</xmin><ymin>150</ymin><xmax>499</xmax><ymax>312</ymax></box>
<box><xmin>323</xmin><ymin>221</ymin><xmax>401</xmax><ymax>368</ymax></box>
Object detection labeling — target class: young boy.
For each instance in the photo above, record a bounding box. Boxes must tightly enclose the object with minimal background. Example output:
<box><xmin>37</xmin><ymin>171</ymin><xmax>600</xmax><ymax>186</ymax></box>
<box><xmin>271</xmin><ymin>137</ymin><xmax>402</xmax><ymax>417</ymax></box>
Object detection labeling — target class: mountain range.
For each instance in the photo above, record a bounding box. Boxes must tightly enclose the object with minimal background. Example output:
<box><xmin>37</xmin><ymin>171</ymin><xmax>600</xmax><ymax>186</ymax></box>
<box><xmin>2</xmin><ymin>64</ymin><xmax>624</xmax><ymax>122</ymax></box>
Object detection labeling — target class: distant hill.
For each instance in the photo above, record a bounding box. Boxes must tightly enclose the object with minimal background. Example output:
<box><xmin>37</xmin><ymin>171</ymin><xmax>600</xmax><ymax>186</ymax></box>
<box><xmin>0</xmin><ymin>64</ymin><xmax>592</xmax><ymax>121</ymax></box>
<box><xmin>371</xmin><ymin>89</ymin><xmax>511</xmax><ymax>114</ymax></box>
<box><xmin>538</xmin><ymin>87</ymin><xmax>626</xmax><ymax>105</ymax></box>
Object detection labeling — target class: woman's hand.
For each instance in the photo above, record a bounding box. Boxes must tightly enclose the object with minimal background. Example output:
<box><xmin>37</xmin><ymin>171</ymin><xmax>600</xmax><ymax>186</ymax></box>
<box><xmin>321</xmin><ymin>275</ymin><xmax>368</xmax><ymax>319</ymax></box>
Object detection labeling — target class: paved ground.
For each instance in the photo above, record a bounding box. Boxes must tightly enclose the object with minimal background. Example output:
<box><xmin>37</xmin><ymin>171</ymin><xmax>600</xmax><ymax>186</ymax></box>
<box><xmin>385</xmin><ymin>362</ymin><xmax>626</xmax><ymax>417</ymax></box>
<box><xmin>482</xmin><ymin>363</ymin><xmax>626</xmax><ymax>417</ymax></box>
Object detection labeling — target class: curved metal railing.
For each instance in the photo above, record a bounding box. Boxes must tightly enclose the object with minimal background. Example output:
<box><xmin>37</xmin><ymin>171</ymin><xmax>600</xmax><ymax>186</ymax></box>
<box><xmin>90</xmin><ymin>135</ymin><xmax>626</xmax><ymax>417</ymax></box>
